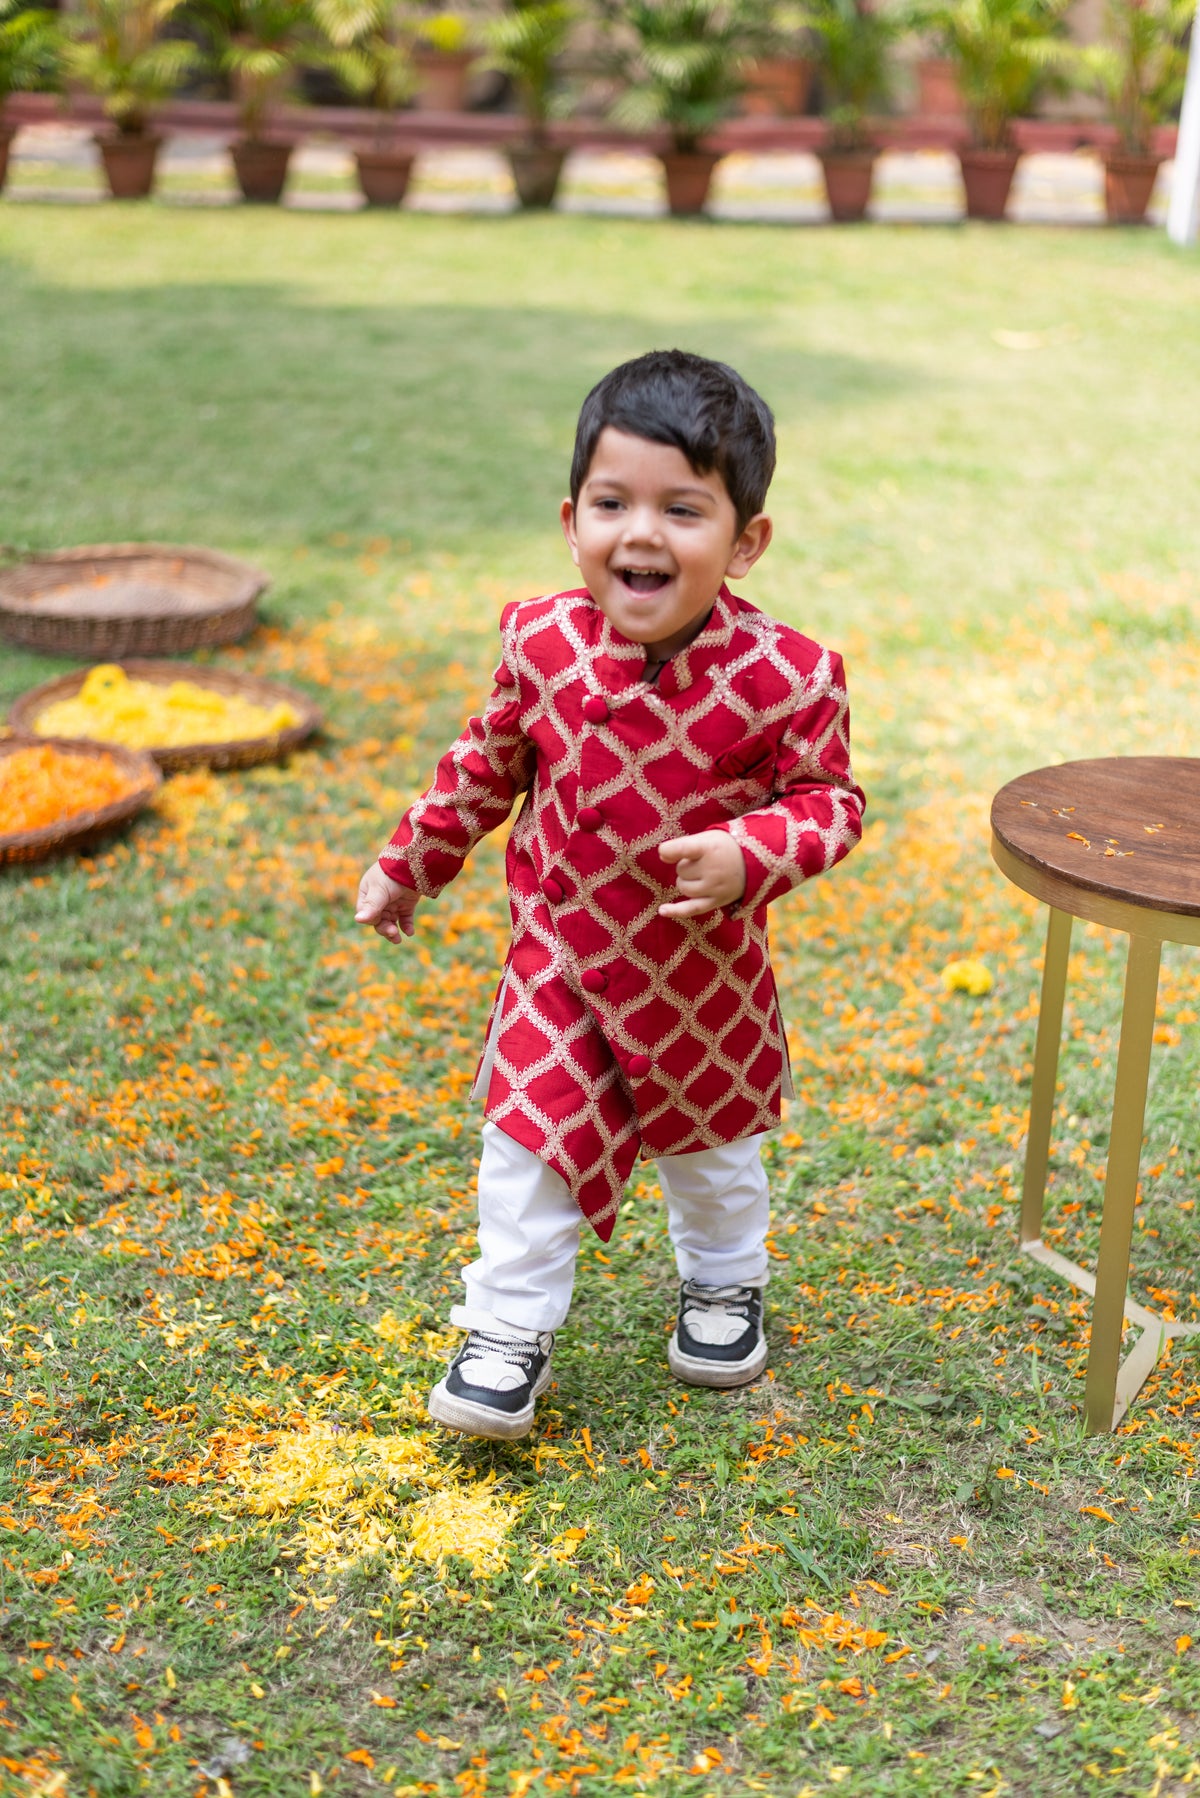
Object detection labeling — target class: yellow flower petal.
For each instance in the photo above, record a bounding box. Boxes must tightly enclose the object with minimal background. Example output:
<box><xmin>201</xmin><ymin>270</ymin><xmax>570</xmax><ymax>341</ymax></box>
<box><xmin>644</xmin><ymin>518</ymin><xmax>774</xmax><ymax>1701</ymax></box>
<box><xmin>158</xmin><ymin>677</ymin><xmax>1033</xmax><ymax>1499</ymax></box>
<box><xmin>941</xmin><ymin>959</ymin><xmax>994</xmax><ymax>997</ymax></box>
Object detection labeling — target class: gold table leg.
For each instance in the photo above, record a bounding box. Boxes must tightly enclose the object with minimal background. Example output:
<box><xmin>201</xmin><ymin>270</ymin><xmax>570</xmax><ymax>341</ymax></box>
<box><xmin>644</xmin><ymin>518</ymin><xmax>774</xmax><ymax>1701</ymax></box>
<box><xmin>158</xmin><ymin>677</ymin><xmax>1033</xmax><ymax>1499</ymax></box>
<box><xmin>1021</xmin><ymin>906</ymin><xmax>1073</xmax><ymax>1248</ymax></box>
<box><xmin>1023</xmin><ymin>1235</ymin><xmax>1200</xmax><ymax>1430</ymax></box>
<box><xmin>1018</xmin><ymin>921</ymin><xmax>1200</xmax><ymax>1433</ymax></box>
<box><xmin>1084</xmin><ymin>933</ymin><xmax>1161</xmax><ymax>1434</ymax></box>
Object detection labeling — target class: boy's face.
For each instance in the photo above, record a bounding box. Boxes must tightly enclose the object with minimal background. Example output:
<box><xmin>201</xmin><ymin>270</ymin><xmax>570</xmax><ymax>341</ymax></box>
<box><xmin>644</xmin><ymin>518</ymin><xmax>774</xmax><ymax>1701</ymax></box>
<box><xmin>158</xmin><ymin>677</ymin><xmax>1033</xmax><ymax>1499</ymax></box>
<box><xmin>561</xmin><ymin>428</ymin><xmax>772</xmax><ymax>662</ymax></box>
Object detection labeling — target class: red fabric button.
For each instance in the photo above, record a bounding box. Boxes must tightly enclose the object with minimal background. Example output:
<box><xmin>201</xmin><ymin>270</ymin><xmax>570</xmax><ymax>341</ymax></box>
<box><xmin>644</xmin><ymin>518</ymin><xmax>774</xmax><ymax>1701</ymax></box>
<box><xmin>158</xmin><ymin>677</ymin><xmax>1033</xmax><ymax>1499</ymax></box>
<box><xmin>580</xmin><ymin>969</ymin><xmax>607</xmax><ymax>994</ymax></box>
<box><xmin>577</xmin><ymin>806</ymin><xmax>603</xmax><ymax>831</ymax></box>
<box><xmin>542</xmin><ymin>878</ymin><xmax>563</xmax><ymax>905</ymax></box>
<box><xmin>627</xmin><ymin>1054</ymin><xmax>652</xmax><ymax>1078</ymax></box>
<box><xmin>494</xmin><ymin>664</ymin><xmax>515</xmax><ymax>688</ymax></box>
<box><xmin>582</xmin><ymin>695</ymin><xmax>609</xmax><ymax>724</ymax></box>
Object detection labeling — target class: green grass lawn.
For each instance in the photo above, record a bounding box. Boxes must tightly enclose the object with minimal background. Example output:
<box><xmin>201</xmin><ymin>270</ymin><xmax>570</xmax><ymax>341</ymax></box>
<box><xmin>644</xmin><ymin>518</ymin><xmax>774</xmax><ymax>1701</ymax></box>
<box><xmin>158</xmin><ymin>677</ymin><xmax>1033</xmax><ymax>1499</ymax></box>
<box><xmin>2</xmin><ymin>206</ymin><xmax>1200</xmax><ymax>1798</ymax></box>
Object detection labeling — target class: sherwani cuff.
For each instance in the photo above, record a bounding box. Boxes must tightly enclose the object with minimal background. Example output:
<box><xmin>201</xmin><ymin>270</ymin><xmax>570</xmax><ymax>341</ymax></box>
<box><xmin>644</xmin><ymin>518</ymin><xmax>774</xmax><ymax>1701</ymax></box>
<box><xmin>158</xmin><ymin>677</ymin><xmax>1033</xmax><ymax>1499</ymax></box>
<box><xmin>378</xmin><ymin>842</ymin><xmax>461</xmax><ymax>900</ymax></box>
<box><xmin>713</xmin><ymin>818</ymin><xmax>794</xmax><ymax>915</ymax></box>
<box><xmin>377</xmin><ymin>854</ymin><xmax>418</xmax><ymax>888</ymax></box>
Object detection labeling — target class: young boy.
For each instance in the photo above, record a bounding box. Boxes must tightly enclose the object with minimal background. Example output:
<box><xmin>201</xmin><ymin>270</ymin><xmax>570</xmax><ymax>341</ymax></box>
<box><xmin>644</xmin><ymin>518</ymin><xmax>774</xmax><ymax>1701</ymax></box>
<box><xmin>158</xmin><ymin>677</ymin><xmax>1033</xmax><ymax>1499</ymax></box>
<box><xmin>355</xmin><ymin>350</ymin><xmax>865</xmax><ymax>1441</ymax></box>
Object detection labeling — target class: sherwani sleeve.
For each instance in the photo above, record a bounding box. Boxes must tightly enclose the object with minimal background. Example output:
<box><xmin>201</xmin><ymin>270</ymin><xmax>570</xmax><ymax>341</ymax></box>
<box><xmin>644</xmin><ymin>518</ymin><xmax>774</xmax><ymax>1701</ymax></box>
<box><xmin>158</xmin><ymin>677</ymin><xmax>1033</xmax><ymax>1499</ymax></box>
<box><xmin>378</xmin><ymin>635</ymin><xmax>534</xmax><ymax>899</ymax></box>
<box><xmin>716</xmin><ymin>648</ymin><xmax>865</xmax><ymax>914</ymax></box>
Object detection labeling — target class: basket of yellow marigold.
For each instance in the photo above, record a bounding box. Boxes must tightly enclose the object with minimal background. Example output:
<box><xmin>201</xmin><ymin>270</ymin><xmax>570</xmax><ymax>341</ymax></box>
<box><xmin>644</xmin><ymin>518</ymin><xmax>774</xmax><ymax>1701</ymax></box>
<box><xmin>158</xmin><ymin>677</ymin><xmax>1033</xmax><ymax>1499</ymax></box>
<box><xmin>0</xmin><ymin>544</ymin><xmax>269</xmax><ymax>660</ymax></box>
<box><xmin>0</xmin><ymin>737</ymin><xmax>162</xmax><ymax>867</ymax></box>
<box><xmin>9</xmin><ymin>661</ymin><xmax>322</xmax><ymax>774</ymax></box>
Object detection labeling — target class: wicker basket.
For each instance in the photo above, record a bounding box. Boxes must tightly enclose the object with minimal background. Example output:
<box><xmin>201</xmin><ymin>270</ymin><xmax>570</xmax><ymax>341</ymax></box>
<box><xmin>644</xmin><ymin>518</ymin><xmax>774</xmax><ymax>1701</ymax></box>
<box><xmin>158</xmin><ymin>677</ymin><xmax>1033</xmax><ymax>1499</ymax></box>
<box><xmin>0</xmin><ymin>736</ymin><xmax>162</xmax><ymax>868</ymax></box>
<box><xmin>0</xmin><ymin>543</ymin><xmax>270</xmax><ymax>659</ymax></box>
<box><xmin>9</xmin><ymin>660</ymin><xmax>322</xmax><ymax>774</ymax></box>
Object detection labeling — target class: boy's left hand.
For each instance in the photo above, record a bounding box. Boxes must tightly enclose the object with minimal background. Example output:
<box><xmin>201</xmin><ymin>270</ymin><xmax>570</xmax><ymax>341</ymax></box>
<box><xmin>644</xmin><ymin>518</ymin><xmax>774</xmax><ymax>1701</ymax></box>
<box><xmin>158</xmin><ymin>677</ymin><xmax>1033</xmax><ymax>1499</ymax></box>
<box><xmin>658</xmin><ymin>831</ymin><xmax>746</xmax><ymax>918</ymax></box>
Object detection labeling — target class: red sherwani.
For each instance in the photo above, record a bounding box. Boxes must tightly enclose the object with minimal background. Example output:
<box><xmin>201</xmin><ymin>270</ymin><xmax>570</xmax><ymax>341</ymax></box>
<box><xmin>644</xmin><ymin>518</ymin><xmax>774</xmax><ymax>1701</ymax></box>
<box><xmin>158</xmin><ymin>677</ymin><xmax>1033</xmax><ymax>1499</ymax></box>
<box><xmin>380</xmin><ymin>584</ymin><xmax>865</xmax><ymax>1241</ymax></box>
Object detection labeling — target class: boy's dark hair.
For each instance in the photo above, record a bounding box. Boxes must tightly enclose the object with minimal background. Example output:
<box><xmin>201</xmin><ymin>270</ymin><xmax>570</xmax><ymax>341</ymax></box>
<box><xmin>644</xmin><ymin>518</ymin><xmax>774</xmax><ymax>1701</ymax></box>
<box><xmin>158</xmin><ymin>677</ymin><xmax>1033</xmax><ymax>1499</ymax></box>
<box><xmin>570</xmin><ymin>350</ymin><xmax>776</xmax><ymax>531</ymax></box>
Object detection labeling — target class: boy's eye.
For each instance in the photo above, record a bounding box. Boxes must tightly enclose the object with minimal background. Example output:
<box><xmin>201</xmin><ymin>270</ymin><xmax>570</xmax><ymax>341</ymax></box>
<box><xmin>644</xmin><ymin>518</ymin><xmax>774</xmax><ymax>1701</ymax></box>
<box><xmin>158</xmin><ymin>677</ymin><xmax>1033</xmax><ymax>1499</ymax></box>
<box><xmin>667</xmin><ymin>505</ymin><xmax>699</xmax><ymax>518</ymax></box>
<box><xmin>595</xmin><ymin>498</ymin><xmax>623</xmax><ymax>512</ymax></box>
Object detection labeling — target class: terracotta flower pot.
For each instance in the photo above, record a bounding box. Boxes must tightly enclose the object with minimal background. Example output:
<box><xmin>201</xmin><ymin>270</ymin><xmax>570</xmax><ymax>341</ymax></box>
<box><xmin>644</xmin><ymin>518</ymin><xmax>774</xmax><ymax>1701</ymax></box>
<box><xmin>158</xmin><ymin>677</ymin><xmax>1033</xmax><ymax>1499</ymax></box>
<box><xmin>916</xmin><ymin>56</ymin><xmax>965</xmax><ymax>119</ymax></box>
<box><xmin>1103</xmin><ymin>153</ymin><xmax>1161</xmax><ymax>225</ymax></box>
<box><xmin>740</xmin><ymin>56</ymin><xmax>814</xmax><ymax>117</ymax></box>
<box><xmin>96</xmin><ymin>131</ymin><xmax>162</xmax><ymax>200</ymax></box>
<box><xmin>958</xmin><ymin>147</ymin><xmax>1019</xmax><ymax>221</ymax></box>
<box><xmin>412</xmin><ymin>47</ymin><xmax>473</xmax><ymax>112</ymax></box>
<box><xmin>0</xmin><ymin>121</ymin><xmax>16</xmax><ymax>194</ymax></box>
<box><xmin>819</xmin><ymin>148</ymin><xmax>877</xmax><ymax>222</ymax></box>
<box><xmin>507</xmin><ymin>144</ymin><xmax>567</xmax><ymax>210</ymax></box>
<box><xmin>230</xmin><ymin>138</ymin><xmax>293</xmax><ymax>204</ymax></box>
<box><xmin>354</xmin><ymin>146</ymin><xmax>415</xmax><ymax>207</ymax></box>
<box><xmin>659</xmin><ymin>150</ymin><xmax>721</xmax><ymax>217</ymax></box>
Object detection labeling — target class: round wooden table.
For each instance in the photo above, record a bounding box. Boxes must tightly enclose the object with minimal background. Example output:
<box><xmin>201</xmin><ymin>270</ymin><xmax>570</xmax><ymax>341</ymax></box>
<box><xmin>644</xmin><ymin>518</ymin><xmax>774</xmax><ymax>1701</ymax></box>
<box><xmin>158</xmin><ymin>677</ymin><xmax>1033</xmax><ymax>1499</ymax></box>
<box><xmin>991</xmin><ymin>756</ymin><xmax>1200</xmax><ymax>1435</ymax></box>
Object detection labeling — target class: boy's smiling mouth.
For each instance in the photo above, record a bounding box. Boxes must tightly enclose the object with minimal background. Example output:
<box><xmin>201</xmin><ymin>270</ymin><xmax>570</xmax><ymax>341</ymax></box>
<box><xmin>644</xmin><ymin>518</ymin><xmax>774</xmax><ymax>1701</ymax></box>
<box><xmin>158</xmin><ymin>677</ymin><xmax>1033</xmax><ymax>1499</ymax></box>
<box><xmin>618</xmin><ymin>567</ymin><xmax>672</xmax><ymax>595</ymax></box>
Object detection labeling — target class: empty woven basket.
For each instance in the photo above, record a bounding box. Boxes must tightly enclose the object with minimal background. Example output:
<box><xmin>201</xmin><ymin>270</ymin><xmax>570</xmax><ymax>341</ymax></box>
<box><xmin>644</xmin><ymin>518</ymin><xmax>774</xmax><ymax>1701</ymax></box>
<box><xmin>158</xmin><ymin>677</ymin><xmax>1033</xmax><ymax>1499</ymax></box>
<box><xmin>0</xmin><ymin>543</ymin><xmax>270</xmax><ymax>659</ymax></box>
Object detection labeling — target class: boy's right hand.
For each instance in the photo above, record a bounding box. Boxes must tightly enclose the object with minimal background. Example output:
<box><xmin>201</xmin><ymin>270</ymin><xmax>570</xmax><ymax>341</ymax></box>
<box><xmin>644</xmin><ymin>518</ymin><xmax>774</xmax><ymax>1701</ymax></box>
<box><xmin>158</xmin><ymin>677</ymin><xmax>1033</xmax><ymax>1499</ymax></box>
<box><xmin>355</xmin><ymin>863</ymin><xmax>419</xmax><ymax>944</ymax></box>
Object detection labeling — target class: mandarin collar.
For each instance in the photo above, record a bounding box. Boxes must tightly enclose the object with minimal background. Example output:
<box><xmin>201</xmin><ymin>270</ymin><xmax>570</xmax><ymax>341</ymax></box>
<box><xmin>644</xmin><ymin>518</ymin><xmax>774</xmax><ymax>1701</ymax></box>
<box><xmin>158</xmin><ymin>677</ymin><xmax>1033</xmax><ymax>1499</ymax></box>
<box><xmin>591</xmin><ymin>584</ymin><xmax>738</xmax><ymax>699</ymax></box>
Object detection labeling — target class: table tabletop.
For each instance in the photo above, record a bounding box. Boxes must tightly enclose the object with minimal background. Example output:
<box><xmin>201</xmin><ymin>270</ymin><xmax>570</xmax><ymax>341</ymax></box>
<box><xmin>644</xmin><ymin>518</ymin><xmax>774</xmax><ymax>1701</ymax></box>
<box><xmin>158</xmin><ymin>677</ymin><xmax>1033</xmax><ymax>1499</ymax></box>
<box><xmin>991</xmin><ymin>756</ymin><xmax>1200</xmax><ymax>920</ymax></box>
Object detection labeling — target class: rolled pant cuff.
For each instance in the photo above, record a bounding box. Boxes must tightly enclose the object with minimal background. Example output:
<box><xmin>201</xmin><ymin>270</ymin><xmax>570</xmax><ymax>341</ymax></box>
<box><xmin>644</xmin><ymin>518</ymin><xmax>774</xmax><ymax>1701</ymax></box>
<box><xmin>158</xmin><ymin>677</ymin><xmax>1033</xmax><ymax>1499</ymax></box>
<box><xmin>452</xmin><ymin>1298</ymin><xmax>566</xmax><ymax>1334</ymax></box>
<box><xmin>675</xmin><ymin>1259</ymin><xmax>769</xmax><ymax>1289</ymax></box>
<box><xmin>447</xmin><ymin>1308</ymin><xmax>550</xmax><ymax>1337</ymax></box>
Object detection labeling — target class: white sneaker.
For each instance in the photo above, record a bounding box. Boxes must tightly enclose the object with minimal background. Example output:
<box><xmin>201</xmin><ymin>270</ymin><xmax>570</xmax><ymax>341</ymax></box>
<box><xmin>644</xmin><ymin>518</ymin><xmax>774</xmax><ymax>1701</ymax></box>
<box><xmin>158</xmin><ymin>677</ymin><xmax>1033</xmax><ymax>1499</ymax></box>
<box><xmin>668</xmin><ymin>1281</ymin><xmax>767</xmax><ymax>1389</ymax></box>
<box><xmin>428</xmin><ymin>1324</ymin><xmax>554</xmax><ymax>1440</ymax></box>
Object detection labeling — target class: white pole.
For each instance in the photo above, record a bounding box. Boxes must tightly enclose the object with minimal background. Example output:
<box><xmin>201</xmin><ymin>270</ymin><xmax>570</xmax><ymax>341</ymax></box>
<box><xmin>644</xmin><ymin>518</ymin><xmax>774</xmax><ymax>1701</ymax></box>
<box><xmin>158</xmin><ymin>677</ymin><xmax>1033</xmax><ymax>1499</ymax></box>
<box><xmin>1167</xmin><ymin>0</ymin><xmax>1200</xmax><ymax>244</ymax></box>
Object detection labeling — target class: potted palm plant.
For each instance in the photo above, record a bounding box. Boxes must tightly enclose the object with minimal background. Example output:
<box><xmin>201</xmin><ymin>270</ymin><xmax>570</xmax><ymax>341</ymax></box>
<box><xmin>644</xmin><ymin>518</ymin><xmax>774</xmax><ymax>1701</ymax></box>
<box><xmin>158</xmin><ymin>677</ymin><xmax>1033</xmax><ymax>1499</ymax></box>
<box><xmin>799</xmin><ymin>0</ymin><xmax>897</xmax><ymax>220</ymax></box>
<box><xmin>740</xmin><ymin>1</ymin><xmax>814</xmax><ymax>116</ymax></box>
<box><xmin>313</xmin><ymin>0</ymin><xmax>417</xmax><ymax>204</ymax></box>
<box><xmin>606</xmin><ymin>0</ymin><xmax>754</xmax><ymax>216</ymax></box>
<box><xmin>913</xmin><ymin>0</ymin><xmax>1072</xmax><ymax>219</ymax></box>
<box><xmin>411</xmin><ymin>7</ymin><xmax>473</xmax><ymax>108</ymax></box>
<box><xmin>1080</xmin><ymin>0</ymin><xmax>1190</xmax><ymax>223</ymax></box>
<box><xmin>476</xmin><ymin>0</ymin><xmax>576</xmax><ymax>207</ymax></box>
<box><xmin>0</xmin><ymin>0</ymin><xmax>60</xmax><ymax>194</ymax></box>
<box><xmin>914</xmin><ymin>52</ymin><xmax>964</xmax><ymax>115</ymax></box>
<box><xmin>198</xmin><ymin>0</ymin><xmax>316</xmax><ymax>201</ymax></box>
<box><xmin>64</xmin><ymin>0</ymin><xmax>198</xmax><ymax>199</ymax></box>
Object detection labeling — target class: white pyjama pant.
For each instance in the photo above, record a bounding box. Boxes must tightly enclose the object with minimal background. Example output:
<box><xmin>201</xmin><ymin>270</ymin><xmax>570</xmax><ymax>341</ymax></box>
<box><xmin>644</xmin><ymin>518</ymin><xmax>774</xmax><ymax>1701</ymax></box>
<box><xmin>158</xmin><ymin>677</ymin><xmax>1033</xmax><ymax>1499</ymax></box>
<box><xmin>451</xmin><ymin>1120</ymin><xmax>770</xmax><ymax>1335</ymax></box>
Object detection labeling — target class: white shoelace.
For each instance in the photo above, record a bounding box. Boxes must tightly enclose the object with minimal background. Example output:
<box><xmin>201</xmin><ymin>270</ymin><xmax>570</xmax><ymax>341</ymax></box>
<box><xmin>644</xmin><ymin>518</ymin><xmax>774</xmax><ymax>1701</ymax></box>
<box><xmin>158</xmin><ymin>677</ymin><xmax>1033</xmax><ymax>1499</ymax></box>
<box><xmin>456</xmin><ymin>1328</ymin><xmax>551</xmax><ymax>1394</ymax></box>
<box><xmin>679</xmin><ymin>1281</ymin><xmax>757</xmax><ymax>1347</ymax></box>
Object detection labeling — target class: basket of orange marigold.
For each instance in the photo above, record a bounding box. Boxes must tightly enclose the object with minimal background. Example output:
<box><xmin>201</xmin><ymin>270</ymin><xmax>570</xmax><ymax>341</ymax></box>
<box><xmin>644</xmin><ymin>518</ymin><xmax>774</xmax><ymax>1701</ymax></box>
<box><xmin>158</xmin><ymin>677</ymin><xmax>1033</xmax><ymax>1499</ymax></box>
<box><xmin>0</xmin><ymin>737</ymin><xmax>162</xmax><ymax>867</ymax></box>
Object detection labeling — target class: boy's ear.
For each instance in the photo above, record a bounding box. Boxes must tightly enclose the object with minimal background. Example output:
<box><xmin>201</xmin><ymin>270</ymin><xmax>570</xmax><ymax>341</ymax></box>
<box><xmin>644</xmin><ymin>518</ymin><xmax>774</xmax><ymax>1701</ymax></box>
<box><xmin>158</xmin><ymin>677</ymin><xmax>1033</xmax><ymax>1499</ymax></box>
<box><xmin>560</xmin><ymin>497</ymin><xmax>581</xmax><ymax>567</ymax></box>
<box><xmin>725</xmin><ymin>513</ymin><xmax>773</xmax><ymax>579</ymax></box>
